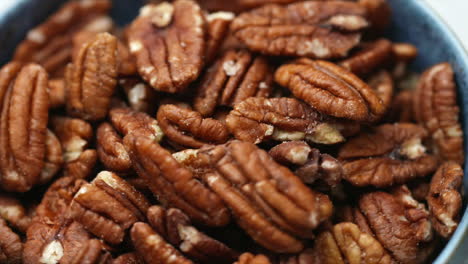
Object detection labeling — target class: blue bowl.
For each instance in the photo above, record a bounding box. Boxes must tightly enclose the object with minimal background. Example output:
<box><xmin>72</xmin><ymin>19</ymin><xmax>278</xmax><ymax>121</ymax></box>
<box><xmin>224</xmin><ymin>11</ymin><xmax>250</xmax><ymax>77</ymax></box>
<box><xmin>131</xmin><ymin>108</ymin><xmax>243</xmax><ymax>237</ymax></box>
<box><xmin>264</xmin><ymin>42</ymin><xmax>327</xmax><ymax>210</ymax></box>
<box><xmin>0</xmin><ymin>0</ymin><xmax>466</xmax><ymax>263</ymax></box>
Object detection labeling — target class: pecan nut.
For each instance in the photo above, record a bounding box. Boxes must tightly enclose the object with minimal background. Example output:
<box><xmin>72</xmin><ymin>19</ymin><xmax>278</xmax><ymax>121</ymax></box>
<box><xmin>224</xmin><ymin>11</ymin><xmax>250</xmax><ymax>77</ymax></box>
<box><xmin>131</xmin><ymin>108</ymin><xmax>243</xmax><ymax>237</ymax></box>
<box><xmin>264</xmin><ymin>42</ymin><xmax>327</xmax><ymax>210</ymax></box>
<box><xmin>128</xmin><ymin>0</ymin><xmax>206</xmax><ymax>93</ymax></box>
<box><xmin>269</xmin><ymin>141</ymin><xmax>342</xmax><ymax>186</ymax></box>
<box><xmin>193</xmin><ymin>49</ymin><xmax>273</xmax><ymax>117</ymax></box>
<box><xmin>40</xmin><ymin>130</ymin><xmax>63</xmax><ymax>185</ymax></box>
<box><xmin>226</xmin><ymin>97</ymin><xmax>344</xmax><ymax>144</ymax></box>
<box><xmin>124</xmin><ymin>132</ymin><xmax>230</xmax><ymax>227</ymax></box>
<box><xmin>0</xmin><ymin>218</ymin><xmax>22</xmax><ymax>264</ymax></box>
<box><xmin>112</xmin><ymin>253</ymin><xmax>143</xmax><ymax>264</ymax></box>
<box><xmin>275</xmin><ymin>59</ymin><xmax>386</xmax><ymax>121</ymax></box>
<box><xmin>147</xmin><ymin>205</ymin><xmax>239</xmax><ymax>264</ymax></box>
<box><xmin>205</xmin><ymin>12</ymin><xmax>235</xmax><ymax>64</ymax></box>
<box><xmin>413</xmin><ymin>62</ymin><xmax>464</xmax><ymax>164</ymax></box>
<box><xmin>231</xmin><ymin>1</ymin><xmax>368</xmax><ymax>58</ymax></box>
<box><xmin>234</xmin><ymin>253</ymin><xmax>271</xmax><ymax>264</ymax></box>
<box><xmin>70</xmin><ymin>171</ymin><xmax>150</xmax><ymax>244</ymax></box>
<box><xmin>358</xmin><ymin>0</ymin><xmax>391</xmax><ymax>32</ymax></box>
<box><xmin>198</xmin><ymin>0</ymin><xmax>301</xmax><ymax>13</ymax></box>
<box><xmin>119</xmin><ymin>78</ymin><xmax>158</xmax><ymax>114</ymax></box>
<box><xmin>387</xmin><ymin>90</ymin><xmax>414</xmax><ymax>123</ymax></box>
<box><xmin>339</xmin><ymin>123</ymin><xmax>438</xmax><ymax>187</ymax></box>
<box><xmin>66</xmin><ymin>32</ymin><xmax>118</xmax><ymax>120</ymax></box>
<box><xmin>130</xmin><ymin>222</ymin><xmax>193</xmax><ymax>264</ymax></box>
<box><xmin>48</xmin><ymin>79</ymin><xmax>66</xmax><ymax>109</ymax></box>
<box><xmin>157</xmin><ymin>104</ymin><xmax>230</xmax><ymax>148</ymax></box>
<box><xmin>0</xmin><ymin>194</ymin><xmax>31</xmax><ymax>233</ymax></box>
<box><xmin>0</xmin><ymin>63</ymin><xmax>49</xmax><ymax>192</ymax></box>
<box><xmin>13</xmin><ymin>0</ymin><xmax>112</xmax><ymax>76</ymax></box>
<box><xmin>427</xmin><ymin>162</ymin><xmax>463</xmax><ymax>238</ymax></box>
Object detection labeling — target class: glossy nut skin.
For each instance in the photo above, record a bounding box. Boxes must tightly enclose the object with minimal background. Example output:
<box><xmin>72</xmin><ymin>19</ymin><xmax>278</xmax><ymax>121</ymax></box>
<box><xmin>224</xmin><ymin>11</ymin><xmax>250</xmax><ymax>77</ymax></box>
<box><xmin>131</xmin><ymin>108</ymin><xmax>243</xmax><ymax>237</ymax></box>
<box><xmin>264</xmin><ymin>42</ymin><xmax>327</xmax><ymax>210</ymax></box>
<box><xmin>427</xmin><ymin>162</ymin><xmax>463</xmax><ymax>238</ymax></box>
<box><xmin>157</xmin><ymin>104</ymin><xmax>230</xmax><ymax>148</ymax></box>
<box><xmin>226</xmin><ymin>97</ymin><xmax>344</xmax><ymax>144</ymax></box>
<box><xmin>275</xmin><ymin>59</ymin><xmax>386</xmax><ymax>122</ymax></box>
<box><xmin>70</xmin><ymin>171</ymin><xmax>150</xmax><ymax>244</ymax></box>
<box><xmin>66</xmin><ymin>32</ymin><xmax>118</xmax><ymax>121</ymax></box>
<box><xmin>413</xmin><ymin>63</ymin><xmax>464</xmax><ymax>165</ymax></box>
<box><xmin>127</xmin><ymin>0</ymin><xmax>206</xmax><ymax>93</ymax></box>
<box><xmin>0</xmin><ymin>218</ymin><xmax>23</xmax><ymax>264</ymax></box>
<box><xmin>339</xmin><ymin>123</ymin><xmax>438</xmax><ymax>187</ymax></box>
<box><xmin>231</xmin><ymin>1</ymin><xmax>367</xmax><ymax>58</ymax></box>
<box><xmin>13</xmin><ymin>0</ymin><xmax>112</xmax><ymax>77</ymax></box>
<box><xmin>0</xmin><ymin>63</ymin><xmax>49</xmax><ymax>192</ymax></box>
<box><xmin>193</xmin><ymin>49</ymin><xmax>273</xmax><ymax>117</ymax></box>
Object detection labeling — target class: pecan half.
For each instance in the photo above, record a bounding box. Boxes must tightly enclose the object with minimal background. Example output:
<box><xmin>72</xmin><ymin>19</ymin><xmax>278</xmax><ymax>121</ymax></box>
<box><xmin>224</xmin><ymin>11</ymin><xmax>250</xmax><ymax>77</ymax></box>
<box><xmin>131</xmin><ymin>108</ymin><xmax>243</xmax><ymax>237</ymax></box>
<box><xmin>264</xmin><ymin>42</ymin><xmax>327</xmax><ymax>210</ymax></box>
<box><xmin>359</xmin><ymin>187</ymin><xmax>433</xmax><ymax>264</ymax></box>
<box><xmin>0</xmin><ymin>63</ymin><xmax>49</xmax><ymax>192</ymax></box>
<box><xmin>367</xmin><ymin>70</ymin><xmax>394</xmax><ymax>117</ymax></box>
<box><xmin>124</xmin><ymin>132</ymin><xmax>230</xmax><ymax>226</ymax></box>
<box><xmin>234</xmin><ymin>253</ymin><xmax>271</xmax><ymax>264</ymax></box>
<box><xmin>128</xmin><ymin>0</ymin><xmax>206</xmax><ymax>93</ymax></box>
<box><xmin>147</xmin><ymin>205</ymin><xmax>239</xmax><ymax>264</ymax></box>
<box><xmin>275</xmin><ymin>59</ymin><xmax>386</xmax><ymax>121</ymax></box>
<box><xmin>0</xmin><ymin>194</ymin><xmax>31</xmax><ymax>233</ymax></box>
<box><xmin>13</xmin><ymin>0</ymin><xmax>112</xmax><ymax>76</ymax></box>
<box><xmin>427</xmin><ymin>162</ymin><xmax>463</xmax><ymax>238</ymax></box>
<box><xmin>195</xmin><ymin>141</ymin><xmax>333</xmax><ymax>253</ymax></box>
<box><xmin>205</xmin><ymin>12</ymin><xmax>235</xmax><ymax>64</ymax></box>
<box><xmin>413</xmin><ymin>63</ymin><xmax>464</xmax><ymax>164</ymax></box>
<box><xmin>66</xmin><ymin>32</ymin><xmax>118</xmax><ymax>120</ymax></box>
<box><xmin>339</xmin><ymin>38</ymin><xmax>393</xmax><ymax>77</ymax></box>
<box><xmin>40</xmin><ymin>130</ymin><xmax>63</xmax><ymax>185</ymax></box>
<box><xmin>119</xmin><ymin>78</ymin><xmax>158</xmax><ymax>114</ymax></box>
<box><xmin>157</xmin><ymin>104</ymin><xmax>230</xmax><ymax>148</ymax></box>
<box><xmin>231</xmin><ymin>1</ymin><xmax>368</xmax><ymax>58</ymax></box>
<box><xmin>0</xmin><ymin>218</ymin><xmax>22</xmax><ymax>264</ymax></box>
<box><xmin>50</xmin><ymin>116</ymin><xmax>96</xmax><ymax>179</ymax></box>
<box><xmin>70</xmin><ymin>171</ymin><xmax>150</xmax><ymax>244</ymax></box>
<box><xmin>193</xmin><ymin>49</ymin><xmax>273</xmax><ymax>117</ymax></box>
<box><xmin>269</xmin><ymin>141</ymin><xmax>342</xmax><ymax>186</ymax></box>
<box><xmin>339</xmin><ymin>123</ymin><xmax>438</xmax><ymax>187</ymax></box>
<box><xmin>226</xmin><ymin>97</ymin><xmax>344</xmax><ymax>144</ymax></box>
<box><xmin>131</xmin><ymin>222</ymin><xmax>193</xmax><ymax>264</ymax></box>
<box><xmin>48</xmin><ymin>79</ymin><xmax>66</xmax><ymax>109</ymax></box>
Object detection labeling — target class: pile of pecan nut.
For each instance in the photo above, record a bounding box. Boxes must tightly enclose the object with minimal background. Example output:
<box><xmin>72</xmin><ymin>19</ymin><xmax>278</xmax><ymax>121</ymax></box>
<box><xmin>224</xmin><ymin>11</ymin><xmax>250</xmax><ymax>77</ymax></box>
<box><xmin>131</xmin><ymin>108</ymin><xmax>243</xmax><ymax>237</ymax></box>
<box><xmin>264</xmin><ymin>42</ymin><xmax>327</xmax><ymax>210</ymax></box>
<box><xmin>0</xmin><ymin>0</ymin><xmax>464</xmax><ymax>263</ymax></box>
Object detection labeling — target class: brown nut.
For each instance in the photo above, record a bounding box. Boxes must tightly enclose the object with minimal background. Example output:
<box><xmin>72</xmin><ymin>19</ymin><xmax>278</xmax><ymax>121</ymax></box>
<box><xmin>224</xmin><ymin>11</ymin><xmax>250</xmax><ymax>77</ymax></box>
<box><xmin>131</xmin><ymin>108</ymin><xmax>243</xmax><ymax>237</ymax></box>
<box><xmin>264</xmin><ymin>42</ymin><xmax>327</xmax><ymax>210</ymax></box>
<box><xmin>358</xmin><ymin>0</ymin><xmax>391</xmax><ymax>32</ymax></box>
<box><xmin>124</xmin><ymin>132</ymin><xmax>230</xmax><ymax>227</ymax></box>
<box><xmin>198</xmin><ymin>0</ymin><xmax>301</xmax><ymax>13</ymax></box>
<box><xmin>387</xmin><ymin>90</ymin><xmax>414</xmax><ymax>123</ymax></box>
<box><xmin>128</xmin><ymin>0</ymin><xmax>206</xmax><ymax>93</ymax></box>
<box><xmin>0</xmin><ymin>194</ymin><xmax>31</xmax><ymax>233</ymax></box>
<box><xmin>359</xmin><ymin>187</ymin><xmax>433</xmax><ymax>264</ymax></box>
<box><xmin>231</xmin><ymin>1</ymin><xmax>368</xmax><ymax>58</ymax></box>
<box><xmin>40</xmin><ymin>130</ymin><xmax>63</xmax><ymax>185</ymax></box>
<box><xmin>269</xmin><ymin>141</ymin><xmax>342</xmax><ymax>186</ymax></box>
<box><xmin>0</xmin><ymin>218</ymin><xmax>22</xmax><ymax>264</ymax></box>
<box><xmin>147</xmin><ymin>206</ymin><xmax>239</xmax><ymax>264</ymax></box>
<box><xmin>367</xmin><ymin>70</ymin><xmax>394</xmax><ymax>117</ymax></box>
<box><xmin>13</xmin><ymin>0</ymin><xmax>112</xmax><ymax>76</ymax></box>
<box><xmin>119</xmin><ymin>78</ymin><xmax>158</xmax><ymax>114</ymax></box>
<box><xmin>339</xmin><ymin>123</ymin><xmax>438</xmax><ymax>187</ymax></box>
<box><xmin>24</xmin><ymin>220</ymin><xmax>109</xmax><ymax>264</ymax></box>
<box><xmin>109</xmin><ymin>107</ymin><xmax>163</xmax><ymax>141</ymax></box>
<box><xmin>66</xmin><ymin>32</ymin><xmax>118</xmax><ymax>121</ymax></box>
<box><xmin>275</xmin><ymin>59</ymin><xmax>386</xmax><ymax>122</ymax></box>
<box><xmin>205</xmin><ymin>12</ymin><xmax>235</xmax><ymax>64</ymax></box>
<box><xmin>339</xmin><ymin>38</ymin><xmax>393</xmax><ymax>77</ymax></box>
<box><xmin>193</xmin><ymin>49</ymin><xmax>273</xmax><ymax>117</ymax></box>
<box><xmin>200</xmin><ymin>141</ymin><xmax>333</xmax><ymax>253</ymax></box>
<box><xmin>413</xmin><ymin>62</ymin><xmax>464</xmax><ymax>164</ymax></box>
<box><xmin>234</xmin><ymin>253</ymin><xmax>271</xmax><ymax>264</ymax></box>
<box><xmin>0</xmin><ymin>63</ymin><xmax>49</xmax><ymax>192</ymax></box>
<box><xmin>226</xmin><ymin>97</ymin><xmax>344</xmax><ymax>144</ymax></box>
<box><xmin>157</xmin><ymin>104</ymin><xmax>230</xmax><ymax>148</ymax></box>
<box><xmin>48</xmin><ymin>79</ymin><xmax>66</xmax><ymax>109</ymax></box>
<box><xmin>130</xmin><ymin>222</ymin><xmax>193</xmax><ymax>264</ymax></box>
<box><xmin>70</xmin><ymin>171</ymin><xmax>150</xmax><ymax>244</ymax></box>
<box><xmin>427</xmin><ymin>162</ymin><xmax>463</xmax><ymax>238</ymax></box>
<box><xmin>112</xmin><ymin>253</ymin><xmax>143</xmax><ymax>264</ymax></box>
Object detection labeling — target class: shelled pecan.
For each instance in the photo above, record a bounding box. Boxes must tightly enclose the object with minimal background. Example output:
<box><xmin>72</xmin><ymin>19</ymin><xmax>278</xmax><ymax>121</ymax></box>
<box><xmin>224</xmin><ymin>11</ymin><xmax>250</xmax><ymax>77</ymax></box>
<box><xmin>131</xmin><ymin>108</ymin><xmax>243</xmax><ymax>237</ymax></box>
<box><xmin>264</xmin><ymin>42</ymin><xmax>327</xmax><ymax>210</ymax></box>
<box><xmin>234</xmin><ymin>253</ymin><xmax>271</xmax><ymax>264</ymax></box>
<box><xmin>231</xmin><ymin>1</ymin><xmax>368</xmax><ymax>58</ymax></box>
<box><xmin>0</xmin><ymin>218</ymin><xmax>22</xmax><ymax>264</ymax></box>
<box><xmin>339</xmin><ymin>123</ymin><xmax>438</xmax><ymax>187</ymax></box>
<box><xmin>48</xmin><ymin>79</ymin><xmax>66</xmax><ymax>109</ymax></box>
<box><xmin>205</xmin><ymin>12</ymin><xmax>235</xmax><ymax>64</ymax></box>
<box><xmin>119</xmin><ymin>78</ymin><xmax>158</xmax><ymax>114</ymax></box>
<box><xmin>193</xmin><ymin>49</ymin><xmax>273</xmax><ymax>117</ymax></box>
<box><xmin>40</xmin><ymin>130</ymin><xmax>63</xmax><ymax>184</ymax></box>
<box><xmin>0</xmin><ymin>194</ymin><xmax>31</xmax><ymax>233</ymax></box>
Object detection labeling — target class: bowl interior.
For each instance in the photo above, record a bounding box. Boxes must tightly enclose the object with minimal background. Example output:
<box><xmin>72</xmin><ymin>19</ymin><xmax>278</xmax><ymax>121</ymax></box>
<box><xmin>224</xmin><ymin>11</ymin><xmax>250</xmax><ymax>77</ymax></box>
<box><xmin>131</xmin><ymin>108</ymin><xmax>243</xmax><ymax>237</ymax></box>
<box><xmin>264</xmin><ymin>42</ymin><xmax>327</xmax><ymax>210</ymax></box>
<box><xmin>0</xmin><ymin>0</ymin><xmax>467</xmax><ymax>263</ymax></box>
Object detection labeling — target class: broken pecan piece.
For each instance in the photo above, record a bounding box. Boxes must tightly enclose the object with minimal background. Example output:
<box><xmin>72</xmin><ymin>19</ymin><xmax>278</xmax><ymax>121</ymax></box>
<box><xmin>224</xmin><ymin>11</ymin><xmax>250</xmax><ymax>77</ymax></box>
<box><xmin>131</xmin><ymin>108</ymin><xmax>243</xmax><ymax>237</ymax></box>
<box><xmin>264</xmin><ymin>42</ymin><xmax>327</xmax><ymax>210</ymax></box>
<box><xmin>205</xmin><ymin>12</ymin><xmax>235</xmax><ymax>64</ymax></box>
<box><xmin>128</xmin><ymin>0</ymin><xmax>206</xmax><ymax>93</ymax></box>
<box><xmin>157</xmin><ymin>104</ymin><xmax>230</xmax><ymax>148</ymax></box>
<box><xmin>427</xmin><ymin>162</ymin><xmax>463</xmax><ymax>238</ymax></box>
<box><xmin>119</xmin><ymin>78</ymin><xmax>158</xmax><ymax>114</ymax></box>
<box><xmin>66</xmin><ymin>32</ymin><xmax>118</xmax><ymax>120</ymax></box>
<box><xmin>339</xmin><ymin>123</ymin><xmax>438</xmax><ymax>187</ymax></box>
<box><xmin>0</xmin><ymin>63</ymin><xmax>49</xmax><ymax>192</ymax></box>
<box><xmin>124</xmin><ymin>132</ymin><xmax>230</xmax><ymax>227</ymax></box>
<box><xmin>70</xmin><ymin>171</ymin><xmax>150</xmax><ymax>244</ymax></box>
<box><xmin>194</xmin><ymin>49</ymin><xmax>273</xmax><ymax>117</ymax></box>
<box><xmin>147</xmin><ymin>205</ymin><xmax>239</xmax><ymax>264</ymax></box>
<box><xmin>275</xmin><ymin>59</ymin><xmax>386</xmax><ymax>122</ymax></box>
<box><xmin>231</xmin><ymin>1</ymin><xmax>367</xmax><ymax>58</ymax></box>
<box><xmin>0</xmin><ymin>194</ymin><xmax>31</xmax><ymax>233</ymax></box>
<box><xmin>40</xmin><ymin>130</ymin><xmax>63</xmax><ymax>185</ymax></box>
<box><xmin>226</xmin><ymin>97</ymin><xmax>344</xmax><ymax>144</ymax></box>
<box><xmin>0</xmin><ymin>218</ymin><xmax>22</xmax><ymax>264</ymax></box>
<box><xmin>269</xmin><ymin>141</ymin><xmax>342</xmax><ymax>186</ymax></box>
<box><xmin>131</xmin><ymin>222</ymin><xmax>193</xmax><ymax>264</ymax></box>
<box><xmin>13</xmin><ymin>0</ymin><xmax>112</xmax><ymax>76</ymax></box>
<box><xmin>413</xmin><ymin>62</ymin><xmax>464</xmax><ymax>164</ymax></box>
